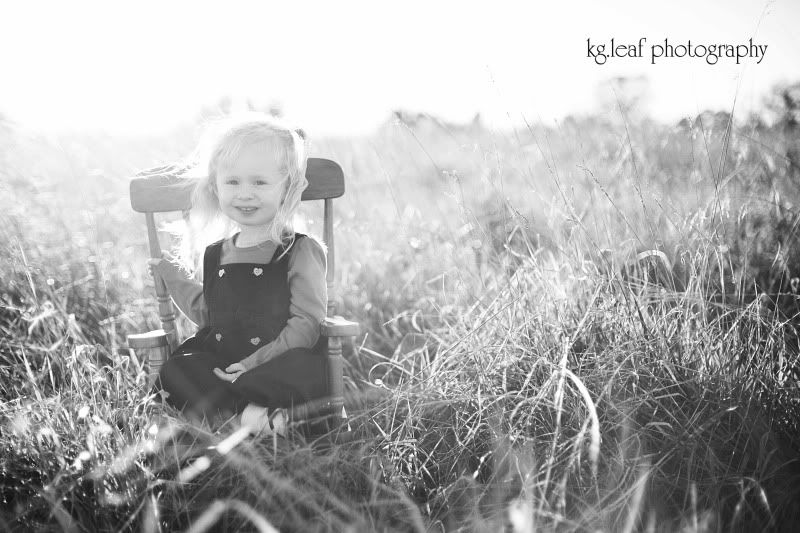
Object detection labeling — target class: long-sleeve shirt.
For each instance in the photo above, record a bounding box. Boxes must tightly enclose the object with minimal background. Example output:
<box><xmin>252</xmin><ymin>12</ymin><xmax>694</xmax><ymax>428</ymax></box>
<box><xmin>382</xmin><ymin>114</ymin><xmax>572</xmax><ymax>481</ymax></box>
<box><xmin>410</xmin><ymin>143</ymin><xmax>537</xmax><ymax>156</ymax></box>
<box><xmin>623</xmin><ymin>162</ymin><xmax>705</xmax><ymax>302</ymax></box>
<box><xmin>154</xmin><ymin>235</ymin><xmax>327</xmax><ymax>371</ymax></box>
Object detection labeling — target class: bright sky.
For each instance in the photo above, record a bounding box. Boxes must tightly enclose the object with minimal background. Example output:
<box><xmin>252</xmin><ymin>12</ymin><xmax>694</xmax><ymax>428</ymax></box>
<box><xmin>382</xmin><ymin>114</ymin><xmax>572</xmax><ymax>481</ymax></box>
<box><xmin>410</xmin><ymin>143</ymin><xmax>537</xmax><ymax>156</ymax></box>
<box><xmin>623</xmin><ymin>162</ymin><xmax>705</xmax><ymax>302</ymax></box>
<box><xmin>1</xmin><ymin>0</ymin><xmax>798</xmax><ymax>136</ymax></box>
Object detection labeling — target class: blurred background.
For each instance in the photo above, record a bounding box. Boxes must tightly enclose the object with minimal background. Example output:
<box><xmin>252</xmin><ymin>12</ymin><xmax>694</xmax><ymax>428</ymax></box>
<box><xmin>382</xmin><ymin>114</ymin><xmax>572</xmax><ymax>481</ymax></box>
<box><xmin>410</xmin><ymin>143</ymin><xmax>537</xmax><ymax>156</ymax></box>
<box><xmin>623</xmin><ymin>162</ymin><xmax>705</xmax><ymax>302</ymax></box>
<box><xmin>1</xmin><ymin>0</ymin><xmax>798</xmax><ymax>135</ymax></box>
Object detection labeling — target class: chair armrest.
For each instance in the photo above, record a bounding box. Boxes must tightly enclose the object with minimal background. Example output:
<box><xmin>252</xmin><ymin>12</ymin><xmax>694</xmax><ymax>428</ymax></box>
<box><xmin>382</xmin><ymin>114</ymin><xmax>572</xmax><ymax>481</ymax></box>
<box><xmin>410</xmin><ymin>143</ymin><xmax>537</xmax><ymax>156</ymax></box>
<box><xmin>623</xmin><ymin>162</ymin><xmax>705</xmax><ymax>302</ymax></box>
<box><xmin>320</xmin><ymin>316</ymin><xmax>360</xmax><ymax>338</ymax></box>
<box><xmin>127</xmin><ymin>329</ymin><xmax>169</xmax><ymax>349</ymax></box>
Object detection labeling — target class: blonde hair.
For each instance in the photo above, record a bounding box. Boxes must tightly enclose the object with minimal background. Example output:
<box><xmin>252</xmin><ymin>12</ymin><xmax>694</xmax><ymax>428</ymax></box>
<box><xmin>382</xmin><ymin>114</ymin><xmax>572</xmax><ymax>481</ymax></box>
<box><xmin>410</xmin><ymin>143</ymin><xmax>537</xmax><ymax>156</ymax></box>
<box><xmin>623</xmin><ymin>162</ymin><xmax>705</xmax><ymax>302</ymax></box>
<box><xmin>174</xmin><ymin>112</ymin><xmax>308</xmax><ymax>275</ymax></box>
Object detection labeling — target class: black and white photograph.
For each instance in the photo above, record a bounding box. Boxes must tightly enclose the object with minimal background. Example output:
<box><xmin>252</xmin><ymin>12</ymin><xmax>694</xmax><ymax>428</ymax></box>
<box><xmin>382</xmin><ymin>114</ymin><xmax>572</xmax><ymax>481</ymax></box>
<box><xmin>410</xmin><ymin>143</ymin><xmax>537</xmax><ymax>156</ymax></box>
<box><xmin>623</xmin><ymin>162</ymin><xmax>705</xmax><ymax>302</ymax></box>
<box><xmin>1</xmin><ymin>1</ymin><xmax>799</xmax><ymax>531</ymax></box>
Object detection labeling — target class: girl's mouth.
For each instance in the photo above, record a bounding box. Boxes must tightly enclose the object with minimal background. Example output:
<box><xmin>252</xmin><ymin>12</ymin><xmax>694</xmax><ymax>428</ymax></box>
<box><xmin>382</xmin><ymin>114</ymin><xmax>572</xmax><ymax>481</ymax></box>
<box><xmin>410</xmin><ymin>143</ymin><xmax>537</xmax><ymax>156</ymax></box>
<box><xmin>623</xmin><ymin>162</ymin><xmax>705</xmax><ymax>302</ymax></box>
<box><xmin>236</xmin><ymin>207</ymin><xmax>258</xmax><ymax>213</ymax></box>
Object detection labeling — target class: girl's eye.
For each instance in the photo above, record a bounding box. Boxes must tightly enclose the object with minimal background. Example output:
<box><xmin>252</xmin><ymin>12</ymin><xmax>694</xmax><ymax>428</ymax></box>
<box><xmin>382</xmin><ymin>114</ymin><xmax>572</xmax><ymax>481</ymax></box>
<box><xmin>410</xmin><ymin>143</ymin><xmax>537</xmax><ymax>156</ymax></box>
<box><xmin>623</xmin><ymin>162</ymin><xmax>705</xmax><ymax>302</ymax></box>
<box><xmin>255</xmin><ymin>180</ymin><xmax>268</xmax><ymax>186</ymax></box>
<box><xmin>225</xmin><ymin>179</ymin><xmax>238</xmax><ymax>185</ymax></box>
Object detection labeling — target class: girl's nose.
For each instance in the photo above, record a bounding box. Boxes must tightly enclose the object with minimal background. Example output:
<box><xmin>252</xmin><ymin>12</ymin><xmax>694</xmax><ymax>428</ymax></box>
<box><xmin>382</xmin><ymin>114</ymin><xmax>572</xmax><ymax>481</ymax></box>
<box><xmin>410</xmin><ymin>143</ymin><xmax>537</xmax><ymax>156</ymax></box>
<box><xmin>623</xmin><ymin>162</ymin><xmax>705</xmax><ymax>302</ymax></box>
<box><xmin>236</xmin><ymin>186</ymin><xmax>255</xmax><ymax>199</ymax></box>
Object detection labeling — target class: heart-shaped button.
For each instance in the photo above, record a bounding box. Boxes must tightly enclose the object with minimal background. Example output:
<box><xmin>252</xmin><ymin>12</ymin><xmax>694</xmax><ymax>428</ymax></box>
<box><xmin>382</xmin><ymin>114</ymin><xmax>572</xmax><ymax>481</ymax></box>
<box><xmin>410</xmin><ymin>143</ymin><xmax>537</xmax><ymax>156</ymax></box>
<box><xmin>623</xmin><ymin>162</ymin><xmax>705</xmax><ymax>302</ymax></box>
<box><xmin>215</xmin><ymin>333</ymin><xmax>222</xmax><ymax>341</ymax></box>
<box><xmin>250</xmin><ymin>337</ymin><xmax>261</xmax><ymax>345</ymax></box>
<box><xmin>218</xmin><ymin>268</ymin><xmax>225</xmax><ymax>277</ymax></box>
<box><xmin>253</xmin><ymin>267</ymin><xmax>263</xmax><ymax>276</ymax></box>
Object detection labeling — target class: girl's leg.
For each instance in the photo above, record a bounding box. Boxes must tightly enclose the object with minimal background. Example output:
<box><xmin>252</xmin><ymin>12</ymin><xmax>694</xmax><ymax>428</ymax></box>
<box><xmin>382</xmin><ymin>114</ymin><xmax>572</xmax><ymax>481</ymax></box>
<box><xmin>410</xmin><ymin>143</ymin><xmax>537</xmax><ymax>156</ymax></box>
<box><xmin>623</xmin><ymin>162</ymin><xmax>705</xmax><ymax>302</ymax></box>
<box><xmin>158</xmin><ymin>352</ymin><xmax>239</xmax><ymax>422</ymax></box>
<box><xmin>232</xmin><ymin>347</ymin><xmax>327</xmax><ymax>409</ymax></box>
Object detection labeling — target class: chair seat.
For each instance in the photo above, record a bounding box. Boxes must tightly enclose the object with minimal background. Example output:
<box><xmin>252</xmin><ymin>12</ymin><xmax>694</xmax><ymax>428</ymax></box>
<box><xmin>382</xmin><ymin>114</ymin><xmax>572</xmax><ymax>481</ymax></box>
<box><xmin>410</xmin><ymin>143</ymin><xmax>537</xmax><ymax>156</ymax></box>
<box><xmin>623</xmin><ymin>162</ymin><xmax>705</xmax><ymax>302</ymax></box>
<box><xmin>128</xmin><ymin>329</ymin><xmax>169</xmax><ymax>349</ymax></box>
<box><xmin>321</xmin><ymin>316</ymin><xmax>360</xmax><ymax>337</ymax></box>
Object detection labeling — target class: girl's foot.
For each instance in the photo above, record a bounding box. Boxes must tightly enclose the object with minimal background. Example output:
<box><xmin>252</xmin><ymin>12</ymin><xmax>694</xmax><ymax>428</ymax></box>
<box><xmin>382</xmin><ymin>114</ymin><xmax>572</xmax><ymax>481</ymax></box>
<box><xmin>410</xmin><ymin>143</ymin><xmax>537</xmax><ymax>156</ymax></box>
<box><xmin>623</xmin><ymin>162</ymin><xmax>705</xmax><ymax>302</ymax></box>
<box><xmin>240</xmin><ymin>404</ymin><xmax>287</xmax><ymax>437</ymax></box>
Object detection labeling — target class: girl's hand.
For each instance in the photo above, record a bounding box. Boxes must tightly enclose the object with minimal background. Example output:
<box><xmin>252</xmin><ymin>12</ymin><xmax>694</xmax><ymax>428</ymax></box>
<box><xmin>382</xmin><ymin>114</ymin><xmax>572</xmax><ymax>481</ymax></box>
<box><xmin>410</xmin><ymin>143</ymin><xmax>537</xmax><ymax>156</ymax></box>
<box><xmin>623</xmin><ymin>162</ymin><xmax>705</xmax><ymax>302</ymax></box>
<box><xmin>147</xmin><ymin>251</ymin><xmax>174</xmax><ymax>278</ymax></box>
<box><xmin>213</xmin><ymin>363</ymin><xmax>246</xmax><ymax>383</ymax></box>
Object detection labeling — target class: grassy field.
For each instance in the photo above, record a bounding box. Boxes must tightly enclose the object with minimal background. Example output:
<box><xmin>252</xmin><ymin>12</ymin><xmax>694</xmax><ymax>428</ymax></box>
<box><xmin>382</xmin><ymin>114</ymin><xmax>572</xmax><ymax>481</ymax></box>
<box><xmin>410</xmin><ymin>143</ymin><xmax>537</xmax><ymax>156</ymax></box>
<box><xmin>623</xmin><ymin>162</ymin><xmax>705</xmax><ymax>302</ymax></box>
<box><xmin>2</xmin><ymin>90</ymin><xmax>800</xmax><ymax>532</ymax></box>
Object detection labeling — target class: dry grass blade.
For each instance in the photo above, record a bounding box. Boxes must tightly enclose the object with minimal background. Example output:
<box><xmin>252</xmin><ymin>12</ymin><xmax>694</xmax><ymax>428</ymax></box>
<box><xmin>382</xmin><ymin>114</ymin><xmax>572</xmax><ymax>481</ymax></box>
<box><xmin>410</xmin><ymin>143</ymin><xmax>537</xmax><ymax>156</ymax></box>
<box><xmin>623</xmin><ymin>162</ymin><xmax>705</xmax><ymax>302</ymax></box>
<box><xmin>185</xmin><ymin>499</ymin><xmax>280</xmax><ymax>533</ymax></box>
<box><xmin>562</xmin><ymin>368</ymin><xmax>601</xmax><ymax>477</ymax></box>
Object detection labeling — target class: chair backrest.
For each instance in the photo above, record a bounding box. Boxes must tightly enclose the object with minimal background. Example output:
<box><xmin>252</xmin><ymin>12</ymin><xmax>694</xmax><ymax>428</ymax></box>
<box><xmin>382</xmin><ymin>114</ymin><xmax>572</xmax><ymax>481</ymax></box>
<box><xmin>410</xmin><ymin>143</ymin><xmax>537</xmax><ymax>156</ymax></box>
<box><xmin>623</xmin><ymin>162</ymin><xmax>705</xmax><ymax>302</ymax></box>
<box><xmin>130</xmin><ymin>157</ymin><xmax>345</xmax><ymax>351</ymax></box>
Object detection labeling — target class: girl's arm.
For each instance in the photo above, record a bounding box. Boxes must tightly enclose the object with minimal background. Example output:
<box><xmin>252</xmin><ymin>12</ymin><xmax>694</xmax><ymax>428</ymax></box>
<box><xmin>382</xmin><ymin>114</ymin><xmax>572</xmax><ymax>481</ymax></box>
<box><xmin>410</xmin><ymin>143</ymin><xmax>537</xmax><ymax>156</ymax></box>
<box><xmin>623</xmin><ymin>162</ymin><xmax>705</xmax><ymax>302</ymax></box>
<box><xmin>238</xmin><ymin>236</ymin><xmax>327</xmax><ymax>371</ymax></box>
<box><xmin>151</xmin><ymin>255</ymin><xmax>210</xmax><ymax>328</ymax></box>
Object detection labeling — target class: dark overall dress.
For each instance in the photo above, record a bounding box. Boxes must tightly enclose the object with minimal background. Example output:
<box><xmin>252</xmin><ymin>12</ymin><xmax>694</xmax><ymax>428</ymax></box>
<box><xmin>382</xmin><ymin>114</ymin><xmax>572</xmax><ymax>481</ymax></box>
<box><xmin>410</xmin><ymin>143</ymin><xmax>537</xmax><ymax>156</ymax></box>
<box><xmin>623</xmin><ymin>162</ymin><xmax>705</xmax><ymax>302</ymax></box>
<box><xmin>158</xmin><ymin>234</ymin><xmax>328</xmax><ymax>422</ymax></box>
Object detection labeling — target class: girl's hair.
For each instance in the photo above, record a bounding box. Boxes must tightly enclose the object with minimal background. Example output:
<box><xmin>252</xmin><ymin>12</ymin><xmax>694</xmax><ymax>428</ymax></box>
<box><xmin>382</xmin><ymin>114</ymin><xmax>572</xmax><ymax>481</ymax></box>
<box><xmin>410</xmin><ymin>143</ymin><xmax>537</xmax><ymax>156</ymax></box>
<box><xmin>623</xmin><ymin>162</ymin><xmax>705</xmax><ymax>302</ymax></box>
<box><xmin>174</xmin><ymin>112</ymin><xmax>308</xmax><ymax>274</ymax></box>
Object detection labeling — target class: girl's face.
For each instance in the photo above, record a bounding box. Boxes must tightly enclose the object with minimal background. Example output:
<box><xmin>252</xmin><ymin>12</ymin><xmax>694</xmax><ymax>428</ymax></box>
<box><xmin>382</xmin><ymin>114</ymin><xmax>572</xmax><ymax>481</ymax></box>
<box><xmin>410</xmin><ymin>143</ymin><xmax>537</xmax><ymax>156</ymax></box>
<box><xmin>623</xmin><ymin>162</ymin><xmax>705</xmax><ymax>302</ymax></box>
<box><xmin>214</xmin><ymin>141</ymin><xmax>288</xmax><ymax>230</ymax></box>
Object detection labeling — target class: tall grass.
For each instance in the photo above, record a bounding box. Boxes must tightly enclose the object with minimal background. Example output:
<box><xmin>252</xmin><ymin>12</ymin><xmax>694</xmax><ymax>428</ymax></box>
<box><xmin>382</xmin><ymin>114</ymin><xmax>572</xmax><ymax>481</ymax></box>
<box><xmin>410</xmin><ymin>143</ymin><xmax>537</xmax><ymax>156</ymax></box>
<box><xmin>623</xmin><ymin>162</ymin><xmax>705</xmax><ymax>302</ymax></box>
<box><xmin>1</xmin><ymin>102</ymin><xmax>800</xmax><ymax>531</ymax></box>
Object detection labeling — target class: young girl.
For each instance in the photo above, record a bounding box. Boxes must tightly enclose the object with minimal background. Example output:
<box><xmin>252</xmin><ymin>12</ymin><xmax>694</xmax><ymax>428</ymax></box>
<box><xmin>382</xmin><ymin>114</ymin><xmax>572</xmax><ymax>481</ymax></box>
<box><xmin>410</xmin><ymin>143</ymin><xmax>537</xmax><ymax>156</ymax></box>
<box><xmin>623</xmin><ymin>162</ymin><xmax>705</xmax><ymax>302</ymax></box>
<box><xmin>148</xmin><ymin>113</ymin><xmax>327</xmax><ymax>434</ymax></box>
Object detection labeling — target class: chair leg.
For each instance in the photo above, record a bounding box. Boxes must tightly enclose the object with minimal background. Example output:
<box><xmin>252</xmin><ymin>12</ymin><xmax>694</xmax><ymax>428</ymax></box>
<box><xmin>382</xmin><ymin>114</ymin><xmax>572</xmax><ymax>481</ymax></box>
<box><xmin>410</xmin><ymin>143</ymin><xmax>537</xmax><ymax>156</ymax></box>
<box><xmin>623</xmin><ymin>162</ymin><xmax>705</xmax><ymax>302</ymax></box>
<box><xmin>326</xmin><ymin>336</ymin><xmax>346</xmax><ymax>430</ymax></box>
<box><xmin>130</xmin><ymin>344</ymin><xmax>171</xmax><ymax>387</ymax></box>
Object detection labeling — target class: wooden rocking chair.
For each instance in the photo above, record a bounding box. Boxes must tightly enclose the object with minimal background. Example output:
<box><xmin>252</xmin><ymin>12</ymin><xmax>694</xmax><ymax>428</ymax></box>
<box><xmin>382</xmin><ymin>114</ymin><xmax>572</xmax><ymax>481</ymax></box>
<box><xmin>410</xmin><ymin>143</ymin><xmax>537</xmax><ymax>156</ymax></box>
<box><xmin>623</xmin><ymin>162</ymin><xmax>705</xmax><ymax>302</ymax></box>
<box><xmin>127</xmin><ymin>158</ymin><xmax>359</xmax><ymax>435</ymax></box>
